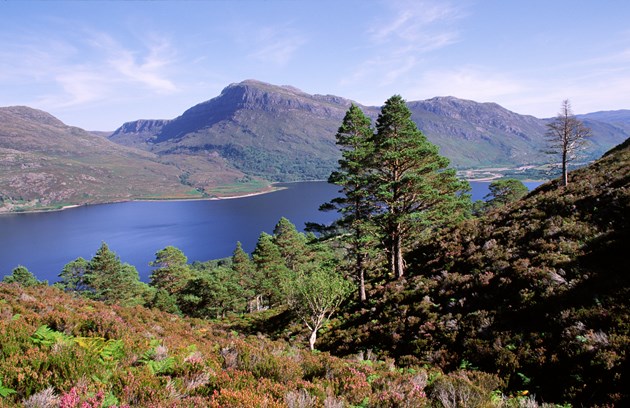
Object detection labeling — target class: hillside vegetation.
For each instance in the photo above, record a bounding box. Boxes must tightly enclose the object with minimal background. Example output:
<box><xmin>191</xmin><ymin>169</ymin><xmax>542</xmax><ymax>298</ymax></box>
<box><xmin>0</xmin><ymin>282</ymin><xmax>534</xmax><ymax>408</ymax></box>
<box><xmin>0</xmin><ymin>106</ymin><xmax>269</xmax><ymax>213</ymax></box>
<box><xmin>321</xmin><ymin>138</ymin><xmax>630</xmax><ymax>406</ymax></box>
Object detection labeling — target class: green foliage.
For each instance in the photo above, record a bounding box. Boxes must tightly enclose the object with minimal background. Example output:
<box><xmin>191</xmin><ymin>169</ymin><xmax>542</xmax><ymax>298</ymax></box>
<box><xmin>320</xmin><ymin>104</ymin><xmax>379</xmax><ymax>303</ymax></box>
<box><xmin>56</xmin><ymin>257</ymin><xmax>89</xmax><ymax>293</ymax></box>
<box><xmin>0</xmin><ymin>378</ymin><xmax>16</xmax><ymax>398</ymax></box>
<box><xmin>273</xmin><ymin>217</ymin><xmax>309</xmax><ymax>272</ymax></box>
<box><xmin>2</xmin><ymin>265</ymin><xmax>42</xmax><ymax>287</ymax></box>
<box><xmin>179</xmin><ymin>265</ymin><xmax>247</xmax><ymax>318</ymax></box>
<box><xmin>31</xmin><ymin>325</ymin><xmax>73</xmax><ymax>347</ymax></box>
<box><xmin>252</xmin><ymin>232</ymin><xmax>291</xmax><ymax>308</ymax></box>
<box><xmin>484</xmin><ymin>178</ymin><xmax>529</xmax><ymax>209</ymax></box>
<box><xmin>83</xmin><ymin>243</ymin><xmax>150</xmax><ymax>306</ymax></box>
<box><xmin>283</xmin><ymin>259</ymin><xmax>354</xmax><ymax>350</ymax></box>
<box><xmin>323</xmin><ymin>138</ymin><xmax>630</xmax><ymax>406</ymax></box>
<box><xmin>370</xmin><ymin>95</ymin><xmax>471</xmax><ymax>278</ymax></box>
<box><xmin>149</xmin><ymin>246</ymin><xmax>192</xmax><ymax>295</ymax></box>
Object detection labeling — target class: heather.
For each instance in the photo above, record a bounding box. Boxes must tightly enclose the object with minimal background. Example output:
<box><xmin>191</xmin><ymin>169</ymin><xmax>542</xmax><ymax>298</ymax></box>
<box><xmin>320</xmin><ymin>138</ymin><xmax>630</xmax><ymax>406</ymax></box>
<box><xmin>0</xmin><ymin>282</ymin><xmax>524</xmax><ymax>407</ymax></box>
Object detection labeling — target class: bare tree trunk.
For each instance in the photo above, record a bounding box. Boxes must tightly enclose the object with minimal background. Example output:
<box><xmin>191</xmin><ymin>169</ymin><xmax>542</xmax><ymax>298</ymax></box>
<box><xmin>309</xmin><ymin>329</ymin><xmax>317</xmax><ymax>351</ymax></box>
<box><xmin>562</xmin><ymin>149</ymin><xmax>568</xmax><ymax>186</ymax></box>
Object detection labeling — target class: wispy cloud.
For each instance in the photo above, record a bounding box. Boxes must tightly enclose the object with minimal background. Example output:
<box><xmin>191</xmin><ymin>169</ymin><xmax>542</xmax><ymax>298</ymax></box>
<box><xmin>0</xmin><ymin>26</ymin><xmax>178</xmax><ymax>109</ymax></box>
<box><xmin>369</xmin><ymin>0</ymin><xmax>462</xmax><ymax>47</ymax></box>
<box><xmin>342</xmin><ymin>0</ymin><xmax>464</xmax><ymax>88</ymax></box>
<box><xmin>248</xmin><ymin>25</ymin><xmax>306</xmax><ymax>66</ymax></box>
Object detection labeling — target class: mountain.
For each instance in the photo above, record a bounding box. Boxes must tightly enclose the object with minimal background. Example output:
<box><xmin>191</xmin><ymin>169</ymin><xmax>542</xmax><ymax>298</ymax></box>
<box><xmin>321</xmin><ymin>137</ymin><xmax>630</xmax><ymax>405</ymax></box>
<box><xmin>110</xmin><ymin>80</ymin><xmax>354</xmax><ymax>181</ymax></box>
<box><xmin>110</xmin><ymin>80</ymin><xmax>629</xmax><ymax>180</ymax></box>
<box><xmin>0</xmin><ymin>107</ymin><xmax>255</xmax><ymax>213</ymax></box>
<box><xmin>3</xmin><ymin>81</ymin><xmax>628</xmax><ymax>212</ymax></box>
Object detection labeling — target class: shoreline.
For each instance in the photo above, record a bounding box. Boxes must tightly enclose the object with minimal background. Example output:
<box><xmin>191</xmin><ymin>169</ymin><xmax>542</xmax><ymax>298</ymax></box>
<box><xmin>0</xmin><ymin>185</ymin><xmax>286</xmax><ymax>216</ymax></box>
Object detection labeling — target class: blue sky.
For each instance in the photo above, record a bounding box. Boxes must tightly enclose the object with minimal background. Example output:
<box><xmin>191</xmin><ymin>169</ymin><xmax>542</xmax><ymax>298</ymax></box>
<box><xmin>1</xmin><ymin>0</ymin><xmax>629</xmax><ymax>130</ymax></box>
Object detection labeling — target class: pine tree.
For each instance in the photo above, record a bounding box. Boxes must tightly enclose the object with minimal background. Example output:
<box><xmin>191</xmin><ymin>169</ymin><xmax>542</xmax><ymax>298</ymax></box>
<box><xmin>322</xmin><ymin>104</ymin><xmax>378</xmax><ymax>302</ymax></box>
<box><xmin>252</xmin><ymin>232</ymin><xmax>290</xmax><ymax>307</ymax></box>
<box><xmin>231</xmin><ymin>241</ymin><xmax>256</xmax><ymax>311</ymax></box>
<box><xmin>149</xmin><ymin>246</ymin><xmax>192</xmax><ymax>295</ymax></box>
<box><xmin>3</xmin><ymin>265</ymin><xmax>41</xmax><ymax>287</ymax></box>
<box><xmin>57</xmin><ymin>257</ymin><xmax>90</xmax><ymax>293</ymax></box>
<box><xmin>370</xmin><ymin>95</ymin><xmax>470</xmax><ymax>278</ymax></box>
<box><xmin>272</xmin><ymin>217</ymin><xmax>308</xmax><ymax>272</ymax></box>
<box><xmin>87</xmin><ymin>242</ymin><xmax>148</xmax><ymax>305</ymax></box>
<box><xmin>484</xmin><ymin>178</ymin><xmax>529</xmax><ymax>209</ymax></box>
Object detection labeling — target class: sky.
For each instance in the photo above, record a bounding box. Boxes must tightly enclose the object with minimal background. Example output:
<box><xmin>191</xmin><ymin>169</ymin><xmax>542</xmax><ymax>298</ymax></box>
<box><xmin>1</xmin><ymin>0</ymin><xmax>629</xmax><ymax>130</ymax></box>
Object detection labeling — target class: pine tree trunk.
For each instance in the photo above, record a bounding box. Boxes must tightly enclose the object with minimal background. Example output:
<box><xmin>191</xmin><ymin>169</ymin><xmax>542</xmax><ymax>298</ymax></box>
<box><xmin>394</xmin><ymin>232</ymin><xmax>404</xmax><ymax>278</ymax></box>
<box><xmin>359</xmin><ymin>267</ymin><xmax>366</xmax><ymax>303</ymax></box>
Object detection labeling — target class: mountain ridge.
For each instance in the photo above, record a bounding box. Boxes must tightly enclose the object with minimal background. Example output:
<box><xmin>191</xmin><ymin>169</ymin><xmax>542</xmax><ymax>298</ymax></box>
<box><xmin>110</xmin><ymin>80</ymin><xmax>629</xmax><ymax>176</ymax></box>
<box><xmin>2</xmin><ymin>80</ymin><xmax>629</xmax><ymax>212</ymax></box>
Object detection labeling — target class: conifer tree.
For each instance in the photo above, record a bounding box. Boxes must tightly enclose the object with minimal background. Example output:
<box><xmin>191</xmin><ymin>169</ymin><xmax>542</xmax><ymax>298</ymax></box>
<box><xmin>322</xmin><ymin>104</ymin><xmax>378</xmax><ymax>302</ymax></box>
<box><xmin>484</xmin><ymin>178</ymin><xmax>529</xmax><ymax>209</ymax></box>
<box><xmin>3</xmin><ymin>265</ymin><xmax>41</xmax><ymax>287</ymax></box>
<box><xmin>87</xmin><ymin>242</ymin><xmax>148</xmax><ymax>305</ymax></box>
<box><xmin>231</xmin><ymin>241</ymin><xmax>256</xmax><ymax>310</ymax></box>
<box><xmin>57</xmin><ymin>257</ymin><xmax>90</xmax><ymax>293</ymax></box>
<box><xmin>272</xmin><ymin>217</ymin><xmax>308</xmax><ymax>272</ymax></box>
<box><xmin>369</xmin><ymin>95</ymin><xmax>470</xmax><ymax>278</ymax></box>
<box><xmin>149</xmin><ymin>246</ymin><xmax>192</xmax><ymax>295</ymax></box>
<box><xmin>252</xmin><ymin>232</ymin><xmax>290</xmax><ymax>307</ymax></box>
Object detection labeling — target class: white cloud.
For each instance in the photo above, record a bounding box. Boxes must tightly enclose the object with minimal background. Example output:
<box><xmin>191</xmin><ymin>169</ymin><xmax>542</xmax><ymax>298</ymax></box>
<box><xmin>248</xmin><ymin>25</ymin><xmax>306</xmax><ymax>66</ymax></box>
<box><xmin>0</xmin><ymin>28</ymin><xmax>178</xmax><ymax>110</ymax></box>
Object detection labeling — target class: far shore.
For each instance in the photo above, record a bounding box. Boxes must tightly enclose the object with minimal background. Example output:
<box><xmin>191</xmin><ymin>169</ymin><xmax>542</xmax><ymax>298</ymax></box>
<box><xmin>0</xmin><ymin>185</ymin><xmax>286</xmax><ymax>216</ymax></box>
<box><xmin>0</xmin><ymin>177</ymin><xmax>548</xmax><ymax>215</ymax></box>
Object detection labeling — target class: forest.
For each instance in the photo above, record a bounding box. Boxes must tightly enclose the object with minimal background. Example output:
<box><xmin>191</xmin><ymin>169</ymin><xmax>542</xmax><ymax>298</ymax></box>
<box><xmin>0</xmin><ymin>97</ymin><xmax>628</xmax><ymax>407</ymax></box>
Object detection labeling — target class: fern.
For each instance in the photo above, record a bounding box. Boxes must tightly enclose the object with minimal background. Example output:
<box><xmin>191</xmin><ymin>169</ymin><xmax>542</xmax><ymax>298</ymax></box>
<box><xmin>0</xmin><ymin>379</ymin><xmax>16</xmax><ymax>398</ymax></box>
<box><xmin>30</xmin><ymin>325</ymin><xmax>72</xmax><ymax>347</ymax></box>
<box><xmin>146</xmin><ymin>357</ymin><xmax>175</xmax><ymax>375</ymax></box>
<box><xmin>74</xmin><ymin>337</ymin><xmax>124</xmax><ymax>365</ymax></box>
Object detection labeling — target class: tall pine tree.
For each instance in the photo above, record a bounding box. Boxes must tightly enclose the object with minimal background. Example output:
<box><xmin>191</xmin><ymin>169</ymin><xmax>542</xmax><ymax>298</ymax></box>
<box><xmin>371</xmin><ymin>95</ymin><xmax>470</xmax><ymax>278</ymax></box>
<box><xmin>321</xmin><ymin>104</ymin><xmax>377</xmax><ymax>302</ymax></box>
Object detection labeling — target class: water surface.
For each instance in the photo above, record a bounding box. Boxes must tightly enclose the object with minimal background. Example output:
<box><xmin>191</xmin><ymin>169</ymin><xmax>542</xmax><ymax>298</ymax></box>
<box><xmin>0</xmin><ymin>180</ymin><xmax>543</xmax><ymax>282</ymax></box>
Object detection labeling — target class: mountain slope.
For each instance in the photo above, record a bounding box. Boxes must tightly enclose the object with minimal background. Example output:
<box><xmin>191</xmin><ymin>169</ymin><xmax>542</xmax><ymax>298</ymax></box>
<box><xmin>0</xmin><ymin>107</ymin><xmax>206</xmax><ymax>212</ymax></box>
<box><xmin>111</xmin><ymin>80</ymin><xmax>354</xmax><ymax>181</ymax></box>
<box><xmin>322</xmin><ymin>138</ymin><xmax>630</xmax><ymax>405</ymax></box>
<box><xmin>110</xmin><ymin>80</ymin><xmax>629</xmax><ymax>180</ymax></box>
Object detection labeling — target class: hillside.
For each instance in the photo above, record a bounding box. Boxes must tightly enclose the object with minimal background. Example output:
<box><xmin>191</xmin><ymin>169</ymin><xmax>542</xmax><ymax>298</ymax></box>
<box><xmin>0</xmin><ymin>107</ymin><xmax>268</xmax><ymax>213</ymax></box>
<box><xmin>0</xmin><ymin>282</ymin><xmax>519</xmax><ymax>407</ymax></box>
<box><xmin>110</xmin><ymin>80</ymin><xmax>629</xmax><ymax>180</ymax></box>
<box><xmin>321</xmin><ymin>138</ymin><xmax>630</xmax><ymax>406</ymax></box>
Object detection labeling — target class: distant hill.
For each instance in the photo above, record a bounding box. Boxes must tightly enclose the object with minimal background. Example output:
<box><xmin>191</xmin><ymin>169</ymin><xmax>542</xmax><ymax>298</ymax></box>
<box><xmin>110</xmin><ymin>80</ymin><xmax>629</xmax><ymax>179</ymax></box>
<box><xmin>322</xmin><ymin>137</ymin><xmax>630</xmax><ymax>406</ymax></box>
<box><xmin>0</xmin><ymin>106</ymin><xmax>265</xmax><ymax>213</ymax></box>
